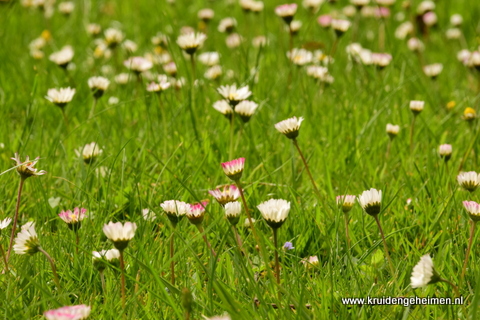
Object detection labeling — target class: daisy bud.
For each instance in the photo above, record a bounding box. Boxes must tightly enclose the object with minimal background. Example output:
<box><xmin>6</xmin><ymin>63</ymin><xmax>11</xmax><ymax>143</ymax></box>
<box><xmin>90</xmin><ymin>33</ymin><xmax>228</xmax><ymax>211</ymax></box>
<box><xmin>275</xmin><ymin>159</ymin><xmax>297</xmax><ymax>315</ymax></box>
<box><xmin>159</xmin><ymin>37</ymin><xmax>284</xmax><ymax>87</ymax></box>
<box><xmin>423</xmin><ymin>63</ymin><xmax>443</xmax><ymax>79</ymax></box>
<box><xmin>93</xmin><ymin>249</ymin><xmax>120</xmax><ymax>271</ymax></box>
<box><xmin>336</xmin><ymin>195</ymin><xmax>356</xmax><ymax>213</ymax></box>
<box><xmin>177</xmin><ymin>32</ymin><xmax>207</xmax><ymax>55</ymax></box>
<box><xmin>317</xmin><ymin>15</ymin><xmax>332</xmax><ymax>28</ymax></box>
<box><xmin>102</xmin><ymin>222</ymin><xmax>137</xmax><ymax>251</ymax></box>
<box><xmin>124</xmin><ymin>57</ymin><xmax>153</xmax><ymax>74</ymax></box>
<box><xmin>257</xmin><ymin>199</ymin><xmax>291</xmax><ymax>229</ymax></box>
<box><xmin>386</xmin><ymin>123</ymin><xmax>400</xmax><ymax>138</ymax></box>
<box><xmin>11</xmin><ymin>153</ymin><xmax>46</xmax><ymax>179</ymax></box>
<box><xmin>218</xmin><ymin>17</ymin><xmax>237</xmax><ymax>34</ymax></box>
<box><xmin>235</xmin><ymin>100</ymin><xmax>258</xmax><ymax>123</ymax></box>
<box><xmin>438</xmin><ymin>144</ymin><xmax>452</xmax><ymax>162</ymax></box>
<box><xmin>86</xmin><ymin>23</ymin><xmax>102</xmax><ymax>37</ymax></box>
<box><xmin>221</xmin><ymin>158</ymin><xmax>245</xmax><ymax>181</ymax></box>
<box><xmin>59</xmin><ymin>207</ymin><xmax>86</xmax><ymax>232</ymax></box>
<box><xmin>44</xmin><ymin>305</ymin><xmax>91</xmax><ymax>320</ymax></box>
<box><xmin>302</xmin><ymin>255</ymin><xmax>319</xmax><ymax>269</ymax></box>
<box><xmin>49</xmin><ymin>46</ymin><xmax>74</xmax><ymax>68</ymax></box>
<box><xmin>146</xmin><ymin>81</ymin><xmax>171</xmax><ymax>93</ymax></box>
<box><xmin>371</xmin><ymin>53</ymin><xmax>392</xmax><ymax>69</ymax></box>
<box><xmin>358</xmin><ymin>188</ymin><xmax>382</xmax><ymax>216</ymax></box>
<box><xmin>186</xmin><ymin>203</ymin><xmax>207</xmax><ymax>225</ymax></box>
<box><xmin>275</xmin><ymin>116</ymin><xmax>304</xmax><ymax>140</ymax></box>
<box><xmin>198</xmin><ymin>8</ymin><xmax>214</xmax><ymax>22</ymax></box>
<box><xmin>13</xmin><ymin>222</ymin><xmax>40</xmax><ymax>255</ymax></box>
<box><xmin>244</xmin><ymin>218</ymin><xmax>256</xmax><ymax>228</ymax></box>
<box><xmin>46</xmin><ymin>87</ymin><xmax>76</xmax><ymax>108</ymax></box>
<box><xmin>275</xmin><ymin>4</ymin><xmax>298</xmax><ymax>25</ymax></box>
<box><xmin>160</xmin><ymin>200</ymin><xmax>189</xmax><ymax>225</ymax></box>
<box><xmin>450</xmin><ymin>14</ymin><xmax>463</xmax><ymax>26</ymax></box>
<box><xmin>457</xmin><ymin>171</ymin><xmax>480</xmax><ymax>192</ymax></box>
<box><xmin>463</xmin><ymin>201</ymin><xmax>480</xmax><ymax>222</ymax></box>
<box><xmin>331</xmin><ymin>19</ymin><xmax>352</xmax><ymax>37</ymax></box>
<box><xmin>75</xmin><ymin>142</ymin><xmax>103</xmax><ymax>164</ymax></box>
<box><xmin>104</xmin><ymin>28</ymin><xmax>124</xmax><ymax>48</ymax></box>
<box><xmin>209</xmin><ymin>185</ymin><xmax>240</xmax><ymax>206</ymax></box>
<box><xmin>217</xmin><ymin>84</ymin><xmax>252</xmax><ymax>106</ymax></box>
<box><xmin>410</xmin><ymin>254</ymin><xmax>440</xmax><ymax>288</ymax></box>
<box><xmin>409</xmin><ymin>100</ymin><xmax>425</xmax><ymax>115</ymax></box>
<box><xmin>213</xmin><ymin>100</ymin><xmax>233</xmax><ymax>119</ymax></box>
<box><xmin>224</xmin><ymin>201</ymin><xmax>242</xmax><ymax>225</ymax></box>
<box><xmin>88</xmin><ymin>76</ymin><xmax>110</xmax><ymax>98</ymax></box>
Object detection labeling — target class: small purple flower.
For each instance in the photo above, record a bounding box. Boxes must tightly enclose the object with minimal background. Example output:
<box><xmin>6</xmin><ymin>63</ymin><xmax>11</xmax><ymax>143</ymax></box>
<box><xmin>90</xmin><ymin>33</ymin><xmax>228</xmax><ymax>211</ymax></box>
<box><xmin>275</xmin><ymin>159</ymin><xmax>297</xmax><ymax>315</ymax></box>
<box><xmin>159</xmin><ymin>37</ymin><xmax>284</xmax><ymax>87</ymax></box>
<box><xmin>283</xmin><ymin>242</ymin><xmax>295</xmax><ymax>250</ymax></box>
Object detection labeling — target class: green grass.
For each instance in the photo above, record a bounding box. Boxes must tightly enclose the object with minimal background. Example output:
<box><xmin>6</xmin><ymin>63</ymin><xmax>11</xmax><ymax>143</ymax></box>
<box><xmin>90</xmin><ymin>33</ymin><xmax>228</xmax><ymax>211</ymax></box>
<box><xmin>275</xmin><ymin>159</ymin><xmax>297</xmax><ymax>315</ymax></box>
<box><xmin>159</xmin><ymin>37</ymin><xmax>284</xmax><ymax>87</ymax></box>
<box><xmin>1</xmin><ymin>0</ymin><xmax>480</xmax><ymax>319</ymax></box>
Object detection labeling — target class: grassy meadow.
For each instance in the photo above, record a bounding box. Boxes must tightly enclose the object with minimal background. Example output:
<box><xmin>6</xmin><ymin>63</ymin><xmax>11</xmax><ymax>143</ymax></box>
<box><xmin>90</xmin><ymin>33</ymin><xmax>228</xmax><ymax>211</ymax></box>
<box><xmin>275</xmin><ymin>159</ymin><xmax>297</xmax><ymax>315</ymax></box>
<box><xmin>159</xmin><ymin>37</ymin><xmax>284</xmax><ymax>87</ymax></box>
<box><xmin>1</xmin><ymin>0</ymin><xmax>480</xmax><ymax>319</ymax></box>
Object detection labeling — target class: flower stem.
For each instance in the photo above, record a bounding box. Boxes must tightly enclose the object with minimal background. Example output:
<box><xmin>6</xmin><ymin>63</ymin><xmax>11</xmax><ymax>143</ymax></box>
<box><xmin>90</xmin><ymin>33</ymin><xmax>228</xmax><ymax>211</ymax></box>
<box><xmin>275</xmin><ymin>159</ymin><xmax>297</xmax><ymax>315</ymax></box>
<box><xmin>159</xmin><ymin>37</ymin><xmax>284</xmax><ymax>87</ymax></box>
<box><xmin>272</xmin><ymin>228</ymin><xmax>281</xmax><ymax>292</ymax></box>
<box><xmin>188</xmin><ymin>54</ymin><xmax>199</xmax><ymax>141</ymax></box>
<box><xmin>38</xmin><ymin>246</ymin><xmax>61</xmax><ymax>289</ymax></box>
<box><xmin>235</xmin><ymin>181</ymin><xmax>260</xmax><ymax>244</ymax></box>
<box><xmin>196</xmin><ymin>225</ymin><xmax>217</xmax><ymax>257</ymax></box>
<box><xmin>75</xmin><ymin>232</ymin><xmax>79</xmax><ymax>255</ymax></box>
<box><xmin>460</xmin><ymin>221</ymin><xmax>476</xmax><ymax>285</ymax></box>
<box><xmin>229</xmin><ymin>112</ymin><xmax>235</xmax><ymax>160</ymax></box>
<box><xmin>120</xmin><ymin>250</ymin><xmax>126</xmax><ymax>311</ymax></box>
<box><xmin>440</xmin><ymin>278</ymin><xmax>460</xmax><ymax>298</ymax></box>
<box><xmin>0</xmin><ymin>242</ymin><xmax>8</xmax><ymax>272</ymax></box>
<box><xmin>344</xmin><ymin>213</ymin><xmax>351</xmax><ymax>251</ymax></box>
<box><xmin>61</xmin><ymin>108</ymin><xmax>69</xmax><ymax>129</ymax></box>
<box><xmin>385</xmin><ymin>139</ymin><xmax>392</xmax><ymax>160</ymax></box>
<box><xmin>100</xmin><ymin>270</ymin><xmax>106</xmax><ymax>297</ymax></box>
<box><xmin>232</xmin><ymin>225</ymin><xmax>243</xmax><ymax>250</ymax></box>
<box><xmin>6</xmin><ymin>177</ymin><xmax>25</xmax><ymax>265</ymax></box>
<box><xmin>373</xmin><ymin>215</ymin><xmax>394</xmax><ymax>275</ymax></box>
<box><xmin>409</xmin><ymin>116</ymin><xmax>416</xmax><ymax>153</ymax></box>
<box><xmin>292</xmin><ymin>139</ymin><xmax>321</xmax><ymax>198</ymax></box>
<box><xmin>89</xmin><ymin>98</ymin><xmax>98</xmax><ymax>119</ymax></box>
<box><xmin>170</xmin><ymin>229</ymin><xmax>176</xmax><ymax>285</ymax></box>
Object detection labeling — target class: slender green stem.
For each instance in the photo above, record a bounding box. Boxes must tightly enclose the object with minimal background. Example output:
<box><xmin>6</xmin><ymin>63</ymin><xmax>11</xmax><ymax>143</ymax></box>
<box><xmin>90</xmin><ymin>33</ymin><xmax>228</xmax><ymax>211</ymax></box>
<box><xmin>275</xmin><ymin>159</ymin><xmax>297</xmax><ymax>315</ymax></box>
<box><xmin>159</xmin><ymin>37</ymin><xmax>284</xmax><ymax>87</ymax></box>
<box><xmin>329</xmin><ymin>36</ymin><xmax>339</xmax><ymax>58</ymax></box>
<box><xmin>232</xmin><ymin>225</ymin><xmax>243</xmax><ymax>250</ymax></box>
<box><xmin>6</xmin><ymin>177</ymin><xmax>25</xmax><ymax>265</ymax></box>
<box><xmin>344</xmin><ymin>213</ymin><xmax>351</xmax><ymax>251</ymax></box>
<box><xmin>100</xmin><ymin>270</ymin><xmax>106</xmax><ymax>297</ymax></box>
<box><xmin>409</xmin><ymin>116</ymin><xmax>416</xmax><ymax>153</ymax></box>
<box><xmin>38</xmin><ymin>247</ymin><xmax>61</xmax><ymax>289</ymax></box>
<box><xmin>61</xmin><ymin>108</ymin><xmax>69</xmax><ymax>129</ymax></box>
<box><xmin>120</xmin><ymin>250</ymin><xmax>126</xmax><ymax>311</ymax></box>
<box><xmin>75</xmin><ymin>232</ymin><xmax>79</xmax><ymax>255</ymax></box>
<box><xmin>196</xmin><ymin>225</ymin><xmax>216</xmax><ymax>257</ymax></box>
<box><xmin>170</xmin><ymin>229</ymin><xmax>176</xmax><ymax>285</ymax></box>
<box><xmin>158</xmin><ymin>95</ymin><xmax>168</xmax><ymax>156</ymax></box>
<box><xmin>460</xmin><ymin>221</ymin><xmax>476</xmax><ymax>285</ymax></box>
<box><xmin>0</xmin><ymin>242</ymin><xmax>8</xmax><ymax>272</ymax></box>
<box><xmin>89</xmin><ymin>98</ymin><xmax>98</xmax><ymax>118</ymax></box>
<box><xmin>229</xmin><ymin>112</ymin><xmax>235</xmax><ymax>160</ymax></box>
<box><xmin>440</xmin><ymin>278</ymin><xmax>460</xmax><ymax>298</ymax></box>
<box><xmin>373</xmin><ymin>215</ymin><xmax>394</xmax><ymax>275</ymax></box>
<box><xmin>385</xmin><ymin>139</ymin><xmax>392</xmax><ymax>160</ymax></box>
<box><xmin>235</xmin><ymin>181</ymin><xmax>260</xmax><ymax>244</ymax></box>
<box><xmin>273</xmin><ymin>228</ymin><xmax>281</xmax><ymax>290</ymax></box>
<box><xmin>188</xmin><ymin>54</ymin><xmax>199</xmax><ymax>141</ymax></box>
<box><xmin>292</xmin><ymin>139</ymin><xmax>321</xmax><ymax>198</ymax></box>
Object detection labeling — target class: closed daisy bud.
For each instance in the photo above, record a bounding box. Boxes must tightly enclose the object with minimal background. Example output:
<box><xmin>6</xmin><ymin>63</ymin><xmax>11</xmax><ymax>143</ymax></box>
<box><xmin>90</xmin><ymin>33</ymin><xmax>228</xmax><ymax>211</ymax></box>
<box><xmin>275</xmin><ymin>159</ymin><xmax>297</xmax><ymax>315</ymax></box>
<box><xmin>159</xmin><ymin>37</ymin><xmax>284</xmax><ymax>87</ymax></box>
<box><xmin>275</xmin><ymin>116</ymin><xmax>304</xmax><ymax>140</ymax></box>
<box><xmin>218</xmin><ymin>17</ymin><xmax>237</xmax><ymax>34</ymax></box>
<box><xmin>303</xmin><ymin>0</ymin><xmax>323</xmax><ymax>13</ymax></box>
<box><xmin>371</xmin><ymin>53</ymin><xmax>392</xmax><ymax>69</ymax></box>
<box><xmin>289</xmin><ymin>20</ymin><xmax>302</xmax><ymax>35</ymax></box>
<box><xmin>198</xmin><ymin>52</ymin><xmax>220</xmax><ymax>66</ymax></box>
<box><xmin>463</xmin><ymin>107</ymin><xmax>476</xmax><ymax>121</ymax></box>
<box><xmin>209</xmin><ymin>185</ymin><xmax>240</xmax><ymax>206</ymax></box>
<box><xmin>463</xmin><ymin>201</ymin><xmax>480</xmax><ymax>222</ymax></box>
<box><xmin>331</xmin><ymin>19</ymin><xmax>352</xmax><ymax>37</ymax></box>
<box><xmin>44</xmin><ymin>304</ymin><xmax>91</xmax><ymax>320</ymax></box>
<box><xmin>302</xmin><ymin>255</ymin><xmax>319</xmax><ymax>268</ymax></box>
<box><xmin>438</xmin><ymin>144</ymin><xmax>452</xmax><ymax>162</ymax></box>
<box><xmin>93</xmin><ymin>249</ymin><xmax>120</xmax><ymax>271</ymax></box>
<box><xmin>87</xmin><ymin>76</ymin><xmax>110</xmax><ymax>98</ymax></box>
<box><xmin>336</xmin><ymin>195</ymin><xmax>356</xmax><ymax>213</ymax></box>
<box><xmin>146</xmin><ymin>81</ymin><xmax>171</xmax><ymax>93</ymax></box>
<box><xmin>124</xmin><ymin>57</ymin><xmax>153</xmax><ymax>74</ymax></box>
<box><xmin>244</xmin><ymin>217</ymin><xmax>256</xmax><ymax>228</ymax></box>
<box><xmin>224</xmin><ymin>201</ymin><xmax>242</xmax><ymax>225</ymax></box>
<box><xmin>410</xmin><ymin>254</ymin><xmax>440</xmax><ymax>288</ymax></box>
<box><xmin>275</xmin><ymin>4</ymin><xmax>297</xmax><ymax>25</ymax></box>
<box><xmin>409</xmin><ymin>100</ymin><xmax>424</xmax><ymax>115</ymax></box>
<box><xmin>161</xmin><ymin>200</ymin><xmax>189</xmax><ymax>225</ymax></box>
<box><xmin>58</xmin><ymin>1</ymin><xmax>74</xmax><ymax>15</ymax></box>
<box><xmin>46</xmin><ymin>87</ymin><xmax>76</xmax><ymax>108</ymax></box>
<box><xmin>104</xmin><ymin>28</ymin><xmax>124</xmax><ymax>48</ymax></box>
<box><xmin>198</xmin><ymin>8</ymin><xmax>214</xmax><ymax>22</ymax></box>
<box><xmin>221</xmin><ymin>158</ymin><xmax>245</xmax><ymax>181</ymax></box>
<box><xmin>86</xmin><ymin>23</ymin><xmax>101</xmax><ymax>36</ymax></box>
<box><xmin>217</xmin><ymin>85</ymin><xmax>252</xmax><ymax>106</ymax></box>
<box><xmin>358</xmin><ymin>188</ymin><xmax>382</xmax><ymax>215</ymax></box>
<box><xmin>177</xmin><ymin>32</ymin><xmax>207</xmax><ymax>55</ymax></box>
<box><xmin>187</xmin><ymin>203</ymin><xmax>207</xmax><ymax>225</ymax></box>
<box><xmin>257</xmin><ymin>199</ymin><xmax>291</xmax><ymax>229</ymax></box>
<box><xmin>407</xmin><ymin>38</ymin><xmax>424</xmax><ymax>52</ymax></box>
<box><xmin>226</xmin><ymin>33</ymin><xmax>243</xmax><ymax>49</ymax></box>
<box><xmin>423</xmin><ymin>63</ymin><xmax>443</xmax><ymax>79</ymax></box>
<box><xmin>213</xmin><ymin>100</ymin><xmax>233</xmax><ymax>119</ymax></box>
<box><xmin>49</xmin><ymin>46</ymin><xmax>74</xmax><ymax>68</ymax></box>
<box><xmin>75</xmin><ymin>142</ymin><xmax>103</xmax><ymax>164</ymax></box>
<box><xmin>450</xmin><ymin>14</ymin><xmax>463</xmax><ymax>26</ymax></box>
<box><xmin>102</xmin><ymin>222</ymin><xmax>137</xmax><ymax>251</ymax></box>
<box><xmin>386</xmin><ymin>123</ymin><xmax>400</xmax><ymax>138</ymax></box>
<box><xmin>235</xmin><ymin>100</ymin><xmax>258</xmax><ymax>122</ymax></box>
<box><xmin>317</xmin><ymin>14</ymin><xmax>332</xmax><ymax>28</ymax></box>
<box><xmin>59</xmin><ymin>207</ymin><xmax>86</xmax><ymax>231</ymax></box>
<box><xmin>205</xmin><ymin>65</ymin><xmax>222</xmax><ymax>80</ymax></box>
<box><xmin>457</xmin><ymin>171</ymin><xmax>480</xmax><ymax>192</ymax></box>
<box><xmin>11</xmin><ymin>153</ymin><xmax>46</xmax><ymax>179</ymax></box>
<box><xmin>13</xmin><ymin>222</ymin><xmax>40</xmax><ymax>255</ymax></box>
